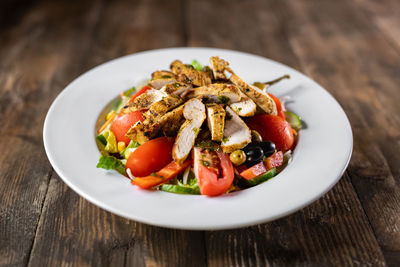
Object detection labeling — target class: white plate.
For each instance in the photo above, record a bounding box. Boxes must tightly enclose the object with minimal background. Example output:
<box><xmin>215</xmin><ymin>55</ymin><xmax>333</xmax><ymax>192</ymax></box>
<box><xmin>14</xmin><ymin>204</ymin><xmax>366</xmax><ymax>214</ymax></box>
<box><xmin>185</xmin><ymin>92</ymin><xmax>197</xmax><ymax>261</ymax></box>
<box><xmin>43</xmin><ymin>48</ymin><xmax>352</xmax><ymax>230</ymax></box>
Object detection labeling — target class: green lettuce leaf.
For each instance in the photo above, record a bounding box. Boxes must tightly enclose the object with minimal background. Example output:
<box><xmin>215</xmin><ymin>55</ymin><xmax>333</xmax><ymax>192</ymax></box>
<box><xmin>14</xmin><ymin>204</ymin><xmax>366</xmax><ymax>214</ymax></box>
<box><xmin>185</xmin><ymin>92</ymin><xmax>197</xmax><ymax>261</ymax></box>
<box><xmin>124</xmin><ymin>86</ymin><xmax>136</xmax><ymax>97</ymax></box>
<box><xmin>120</xmin><ymin>140</ymin><xmax>140</xmax><ymax>159</ymax></box>
<box><xmin>103</xmin><ymin>130</ymin><xmax>118</xmax><ymax>153</ymax></box>
<box><xmin>191</xmin><ymin>60</ymin><xmax>203</xmax><ymax>71</ymax></box>
<box><xmin>96</xmin><ymin>155</ymin><xmax>126</xmax><ymax>175</ymax></box>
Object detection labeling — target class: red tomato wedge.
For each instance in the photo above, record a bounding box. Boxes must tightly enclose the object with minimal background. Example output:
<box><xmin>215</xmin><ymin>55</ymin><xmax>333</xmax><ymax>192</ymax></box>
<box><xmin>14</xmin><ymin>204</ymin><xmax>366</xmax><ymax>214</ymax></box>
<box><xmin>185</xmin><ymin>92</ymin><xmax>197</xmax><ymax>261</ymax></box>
<box><xmin>239</xmin><ymin>162</ymin><xmax>267</xmax><ymax>180</ymax></box>
<box><xmin>126</xmin><ymin>137</ymin><xmax>174</xmax><ymax>177</ymax></box>
<box><xmin>131</xmin><ymin>160</ymin><xmax>192</xmax><ymax>189</ymax></box>
<box><xmin>193</xmin><ymin>147</ymin><xmax>234</xmax><ymax>196</ymax></box>
<box><xmin>110</xmin><ymin>111</ymin><xmax>144</xmax><ymax>144</ymax></box>
<box><xmin>246</xmin><ymin>114</ymin><xmax>294</xmax><ymax>151</ymax></box>
<box><xmin>268</xmin><ymin>93</ymin><xmax>285</xmax><ymax>119</ymax></box>
<box><xmin>128</xmin><ymin>85</ymin><xmax>151</xmax><ymax>104</ymax></box>
<box><xmin>264</xmin><ymin>151</ymin><xmax>283</xmax><ymax>170</ymax></box>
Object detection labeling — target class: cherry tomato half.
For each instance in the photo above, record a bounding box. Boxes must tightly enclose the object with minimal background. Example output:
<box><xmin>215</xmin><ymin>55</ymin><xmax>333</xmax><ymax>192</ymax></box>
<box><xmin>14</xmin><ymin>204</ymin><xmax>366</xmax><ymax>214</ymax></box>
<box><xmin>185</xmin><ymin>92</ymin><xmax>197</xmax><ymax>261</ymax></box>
<box><xmin>193</xmin><ymin>147</ymin><xmax>234</xmax><ymax>196</ymax></box>
<box><xmin>126</xmin><ymin>137</ymin><xmax>174</xmax><ymax>177</ymax></box>
<box><xmin>110</xmin><ymin>111</ymin><xmax>144</xmax><ymax>145</ymax></box>
<box><xmin>246</xmin><ymin>114</ymin><xmax>294</xmax><ymax>151</ymax></box>
<box><xmin>268</xmin><ymin>93</ymin><xmax>285</xmax><ymax>119</ymax></box>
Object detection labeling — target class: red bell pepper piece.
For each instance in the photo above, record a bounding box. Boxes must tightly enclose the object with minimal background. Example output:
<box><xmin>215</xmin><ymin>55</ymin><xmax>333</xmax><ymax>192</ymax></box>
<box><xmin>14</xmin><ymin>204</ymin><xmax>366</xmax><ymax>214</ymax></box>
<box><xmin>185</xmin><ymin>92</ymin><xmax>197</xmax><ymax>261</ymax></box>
<box><xmin>264</xmin><ymin>151</ymin><xmax>283</xmax><ymax>170</ymax></box>
<box><xmin>239</xmin><ymin>162</ymin><xmax>267</xmax><ymax>180</ymax></box>
<box><xmin>131</xmin><ymin>159</ymin><xmax>192</xmax><ymax>189</ymax></box>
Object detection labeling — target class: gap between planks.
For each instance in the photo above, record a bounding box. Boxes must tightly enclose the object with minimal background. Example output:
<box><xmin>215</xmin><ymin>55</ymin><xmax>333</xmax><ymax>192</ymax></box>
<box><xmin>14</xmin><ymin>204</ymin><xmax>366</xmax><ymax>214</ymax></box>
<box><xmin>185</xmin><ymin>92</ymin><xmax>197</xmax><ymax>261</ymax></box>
<box><xmin>25</xmin><ymin>169</ymin><xmax>54</xmax><ymax>267</ymax></box>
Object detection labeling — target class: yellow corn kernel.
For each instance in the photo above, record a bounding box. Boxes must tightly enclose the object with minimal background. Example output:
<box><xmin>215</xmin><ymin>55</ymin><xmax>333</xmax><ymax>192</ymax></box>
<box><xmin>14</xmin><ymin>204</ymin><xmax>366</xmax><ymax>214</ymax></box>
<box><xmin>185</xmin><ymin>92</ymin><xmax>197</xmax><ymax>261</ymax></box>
<box><xmin>106</xmin><ymin>110</ymin><xmax>116</xmax><ymax>120</ymax></box>
<box><xmin>117</xmin><ymin>142</ymin><xmax>126</xmax><ymax>152</ymax></box>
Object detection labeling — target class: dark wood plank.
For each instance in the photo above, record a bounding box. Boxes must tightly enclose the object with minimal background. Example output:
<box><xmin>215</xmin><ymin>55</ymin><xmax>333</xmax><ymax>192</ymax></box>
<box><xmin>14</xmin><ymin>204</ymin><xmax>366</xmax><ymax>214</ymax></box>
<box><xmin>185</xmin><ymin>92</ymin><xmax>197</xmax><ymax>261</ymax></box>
<box><xmin>27</xmin><ymin>178</ymin><xmax>206</xmax><ymax>267</ymax></box>
<box><xmin>186</xmin><ymin>0</ymin><xmax>301</xmax><ymax>70</ymax></box>
<box><xmin>188</xmin><ymin>0</ymin><xmax>389</xmax><ymax>265</ymax></box>
<box><xmin>355</xmin><ymin>0</ymin><xmax>400</xmax><ymax>51</ymax></box>
<box><xmin>274</xmin><ymin>0</ymin><xmax>400</xmax><ymax>266</ymax></box>
<box><xmin>1</xmin><ymin>0</ymin><xmax>399</xmax><ymax>266</ymax></box>
<box><xmin>0</xmin><ymin>0</ymin><xmax>104</xmax><ymax>266</ymax></box>
<box><xmin>206</xmin><ymin>175</ymin><xmax>385</xmax><ymax>266</ymax></box>
<box><xmin>0</xmin><ymin>0</ymin><xmax>37</xmax><ymax>32</ymax></box>
<box><xmin>23</xmin><ymin>0</ymin><xmax>206</xmax><ymax>266</ymax></box>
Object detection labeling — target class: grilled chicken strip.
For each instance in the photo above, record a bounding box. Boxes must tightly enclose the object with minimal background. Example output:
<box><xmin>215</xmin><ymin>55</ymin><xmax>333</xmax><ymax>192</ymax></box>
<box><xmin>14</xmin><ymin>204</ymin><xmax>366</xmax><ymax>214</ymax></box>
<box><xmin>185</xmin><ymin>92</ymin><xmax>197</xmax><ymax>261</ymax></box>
<box><xmin>210</xmin><ymin>56</ymin><xmax>229</xmax><ymax>80</ymax></box>
<box><xmin>229</xmin><ymin>91</ymin><xmax>257</xmax><ymax>117</ymax></box>
<box><xmin>206</xmin><ymin>104</ymin><xmax>225</xmax><ymax>141</ymax></box>
<box><xmin>172</xmin><ymin>98</ymin><xmax>206</xmax><ymax>164</ymax></box>
<box><xmin>221</xmin><ymin>106</ymin><xmax>251</xmax><ymax>153</ymax></box>
<box><xmin>230</xmin><ymin>73</ymin><xmax>277</xmax><ymax>115</ymax></box>
<box><xmin>151</xmin><ymin>70</ymin><xmax>175</xmax><ymax>79</ymax></box>
<box><xmin>161</xmin><ymin>82</ymin><xmax>192</xmax><ymax>97</ymax></box>
<box><xmin>122</xmin><ymin>89</ymin><xmax>167</xmax><ymax>114</ymax></box>
<box><xmin>125</xmin><ymin>95</ymin><xmax>183</xmax><ymax>144</ymax></box>
<box><xmin>144</xmin><ymin>95</ymin><xmax>183</xmax><ymax>124</ymax></box>
<box><xmin>170</xmin><ymin>60</ymin><xmax>212</xmax><ymax>87</ymax></box>
<box><xmin>185</xmin><ymin>83</ymin><xmax>241</xmax><ymax>103</ymax></box>
<box><xmin>125</xmin><ymin>121</ymin><xmax>149</xmax><ymax>144</ymax></box>
<box><xmin>148</xmin><ymin>77</ymin><xmax>177</xmax><ymax>90</ymax></box>
<box><xmin>144</xmin><ymin>104</ymin><xmax>185</xmax><ymax>138</ymax></box>
<box><xmin>148</xmin><ymin>71</ymin><xmax>179</xmax><ymax>89</ymax></box>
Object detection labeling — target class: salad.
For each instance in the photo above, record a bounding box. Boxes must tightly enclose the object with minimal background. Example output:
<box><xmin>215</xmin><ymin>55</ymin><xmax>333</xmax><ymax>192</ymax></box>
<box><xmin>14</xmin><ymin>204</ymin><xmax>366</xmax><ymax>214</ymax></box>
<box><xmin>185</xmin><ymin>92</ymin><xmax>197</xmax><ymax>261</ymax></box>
<box><xmin>96</xmin><ymin>56</ymin><xmax>301</xmax><ymax>196</ymax></box>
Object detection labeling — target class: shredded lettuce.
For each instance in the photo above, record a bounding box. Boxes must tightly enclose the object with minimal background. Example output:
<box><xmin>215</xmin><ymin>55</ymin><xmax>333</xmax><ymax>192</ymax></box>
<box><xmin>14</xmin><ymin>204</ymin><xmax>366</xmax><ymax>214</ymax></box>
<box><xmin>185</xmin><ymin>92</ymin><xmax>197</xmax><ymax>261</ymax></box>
<box><xmin>124</xmin><ymin>86</ymin><xmax>136</xmax><ymax>97</ymax></box>
<box><xmin>159</xmin><ymin>171</ymin><xmax>200</xmax><ymax>194</ymax></box>
<box><xmin>120</xmin><ymin>140</ymin><xmax>140</xmax><ymax>159</ymax></box>
<box><xmin>96</xmin><ymin>155</ymin><xmax>126</xmax><ymax>175</ymax></box>
<box><xmin>180</xmin><ymin>175</ymin><xmax>198</xmax><ymax>187</ymax></box>
<box><xmin>103</xmin><ymin>130</ymin><xmax>118</xmax><ymax>153</ymax></box>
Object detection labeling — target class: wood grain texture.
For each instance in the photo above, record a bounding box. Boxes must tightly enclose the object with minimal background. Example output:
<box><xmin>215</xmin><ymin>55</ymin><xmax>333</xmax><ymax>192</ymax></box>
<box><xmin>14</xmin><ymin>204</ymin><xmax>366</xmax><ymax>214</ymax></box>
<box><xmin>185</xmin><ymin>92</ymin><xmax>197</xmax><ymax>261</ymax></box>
<box><xmin>188</xmin><ymin>0</ymin><xmax>394</xmax><ymax>265</ymax></box>
<box><xmin>0</xmin><ymin>0</ymin><xmax>399</xmax><ymax>266</ymax></box>
<box><xmin>355</xmin><ymin>0</ymin><xmax>400</xmax><ymax>51</ymax></box>
<box><xmin>274</xmin><ymin>1</ymin><xmax>400</xmax><ymax>266</ymax></box>
<box><xmin>0</xmin><ymin>0</ymin><xmax>104</xmax><ymax>265</ymax></box>
<box><xmin>206</xmin><ymin>175</ymin><xmax>385</xmax><ymax>266</ymax></box>
<box><xmin>22</xmin><ymin>0</ymin><xmax>206</xmax><ymax>267</ymax></box>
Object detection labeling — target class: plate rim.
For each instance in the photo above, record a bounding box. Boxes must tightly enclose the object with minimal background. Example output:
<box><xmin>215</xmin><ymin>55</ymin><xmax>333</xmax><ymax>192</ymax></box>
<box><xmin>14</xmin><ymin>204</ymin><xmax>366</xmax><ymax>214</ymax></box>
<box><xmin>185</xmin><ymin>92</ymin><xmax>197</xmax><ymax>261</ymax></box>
<box><xmin>43</xmin><ymin>47</ymin><xmax>353</xmax><ymax>230</ymax></box>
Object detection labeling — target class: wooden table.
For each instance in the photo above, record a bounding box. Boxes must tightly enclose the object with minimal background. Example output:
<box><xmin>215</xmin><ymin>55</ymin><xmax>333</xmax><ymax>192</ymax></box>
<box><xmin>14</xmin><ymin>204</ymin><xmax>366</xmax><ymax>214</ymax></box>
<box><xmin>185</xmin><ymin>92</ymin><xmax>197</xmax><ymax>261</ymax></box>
<box><xmin>1</xmin><ymin>0</ymin><xmax>399</xmax><ymax>266</ymax></box>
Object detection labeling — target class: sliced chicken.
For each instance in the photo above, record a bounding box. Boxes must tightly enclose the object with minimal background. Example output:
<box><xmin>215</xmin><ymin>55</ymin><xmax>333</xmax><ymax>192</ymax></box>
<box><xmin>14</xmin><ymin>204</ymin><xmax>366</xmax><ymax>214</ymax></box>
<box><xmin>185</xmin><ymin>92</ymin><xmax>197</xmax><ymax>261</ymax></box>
<box><xmin>151</xmin><ymin>70</ymin><xmax>175</xmax><ymax>80</ymax></box>
<box><xmin>185</xmin><ymin>83</ymin><xmax>241</xmax><ymax>103</ymax></box>
<box><xmin>123</xmin><ymin>89</ymin><xmax>167</xmax><ymax>113</ymax></box>
<box><xmin>148</xmin><ymin>71</ymin><xmax>178</xmax><ymax>89</ymax></box>
<box><xmin>221</xmin><ymin>106</ymin><xmax>251</xmax><ymax>153</ymax></box>
<box><xmin>170</xmin><ymin>60</ymin><xmax>212</xmax><ymax>87</ymax></box>
<box><xmin>125</xmin><ymin>121</ymin><xmax>149</xmax><ymax>144</ymax></box>
<box><xmin>125</xmin><ymin>95</ymin><xmax>183</xmax><ymax>144</ymax></box>
<box><xmin>161</xmin><ymin>82</ymin><xmax>192</xmax><ymax>97</ymax></box>
<box><xmin>230</xmin><ymin>73</ymin><xmax>277</xmax><ymax>115</ymax></box>
<box><xmin>229</xmin><ymin>91</ymin><xmax>257</xmax><ymax>117</ymax></box>
<box><xmin>172</xmin><ymin>98</ymin><xmax>206</xmax><ymax>164</ymax></box>
<box><xmin>144</xmin><ymin>104</ymin><xmax>185</xmax><ymax>138</ymax></box>
<box><xmin>148</xmin><ymin>77</ymin><xmax>176</xmax><ymax>90</ymax></box>
<box><xmin>206</xmin><ymin>104</ymin><xmax>225</xmax><ymax>141</ymax></box>
<box><xmin>210</xmin><ymin>56</ymin><xmax>229</xmax><ymax>80</ymax></box>
<box><xmin>175</xmin><ymin>73</ymin><xmax>193</xmax><ymax>85</ymax></box>
<box><xmin>144</xmin><ymin>95</ymin><xmax>183</xmax><ymax>124</ymax></box>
